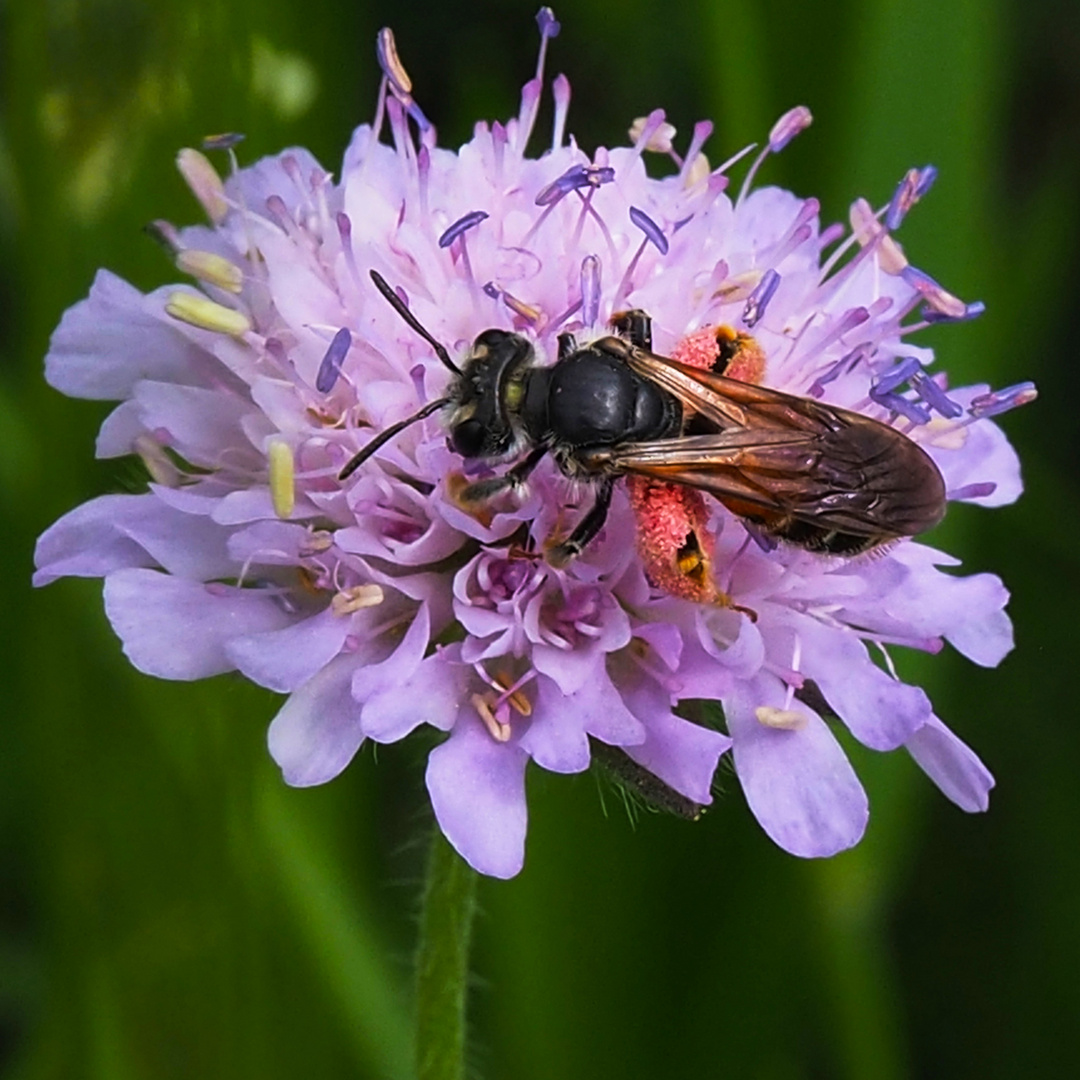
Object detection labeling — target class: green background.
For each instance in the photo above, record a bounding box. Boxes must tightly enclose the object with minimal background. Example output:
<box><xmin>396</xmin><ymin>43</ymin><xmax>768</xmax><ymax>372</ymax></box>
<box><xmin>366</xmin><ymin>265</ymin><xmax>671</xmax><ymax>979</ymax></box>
<box><xmin>2</xmin><ymin>0</ymin><xmax>1076</xmax><ymax>1076</ymax></box>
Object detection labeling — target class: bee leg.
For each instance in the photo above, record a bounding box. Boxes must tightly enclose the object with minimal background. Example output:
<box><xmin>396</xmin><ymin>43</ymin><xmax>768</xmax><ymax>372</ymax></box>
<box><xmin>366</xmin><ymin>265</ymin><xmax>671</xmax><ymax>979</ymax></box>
<box><xmin>455</xmin><ymin>444</ymin><xmax>549</xmax><ymax>504</ymax></box>
<box><xmin>547</xmin><ymin>476</ymin><xmax>615</xmax><ymax>567</ymax></box>
<box><xmin>557</xmin><ymin>332</ymin><xmax>578</xmax><ymax>361</ymax></box>
<box><xmin>609</xmin><ymin>309</ymin><xmax>652</xmax><ymax>350</ymax></box>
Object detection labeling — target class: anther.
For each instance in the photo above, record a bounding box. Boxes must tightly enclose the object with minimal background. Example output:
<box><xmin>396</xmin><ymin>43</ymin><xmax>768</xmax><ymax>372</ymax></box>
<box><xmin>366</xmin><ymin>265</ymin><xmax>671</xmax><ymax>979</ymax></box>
<box><xmin>535</xmin><ymin>164</ymin><xmax>614</xmax><ymax>206</ymax></box>
<box><xmin>755</xmin><ymin>705</ymin><xmax>808</xmax><ymax>730</ymax></box>
<box><xmin>910</xmin><ymin>371</ymin><xmax>963</xmax><ymax>418</ymax></box>
<box><xmin>901</xmin><ymin>267</ymin><xmax>967</xmax><ymax>320</ymax></box>
<box><xmin>580</xmin><ymin>255</ymin><xmax>601</xmax><ymax>327</ymax></box>
<box><xmin>742</xmin><ymin>268</ymin><xmax>780</xmax><ymax>327</ymax></box>
<box><xmin>133</xmin><ymin>434</ymin><xmax>183</xmax><ymax>487</ymax></box>
<box><xmin>968</xmin><ymin>382</ymin><xmax>1038</xmax><ymax>418</ymax></box>
<box><xmin>629</xmin><ymin>206</ymin><xmax>668</xmax><ymax>254</ymax></box>
<box><xmin>331</xmin><ymin>584</ymin><xmax>385</xmax><ymax>615</ymax></box>
<box><xmin>886</xmin><ymin>165</ymin><xmax>937</xmax><ymax>229</ymax></box>
<box><xmin>268</xmin><ymin>440</ymin><xmax>296</xmax><ymax>519</ymax></box>
<box><xmin>202</xmin><ymin>132</ymin><xmax>246</xmax><ymax>151</ymax></box>
<box><xmin>175</xmin><ymin>250</ymin><xmax>244</xmax><ymax>293</ymax></box>
<box><xmin>438</xmin><ymin>210</ymin><xmax>489</xmax><ymax>249</ymax></box>
<box><xmin>165</xmin><ymin>292</ymin><xmax>251</xmax><ymax>337</ymax></box>
<box><xmin>629</xmin><ymin>115</ymin><xmax>677</xmax><ymax>153</ymax></box>
<box><xmin>472</xmin><ymin>693</ymin><xmax>512</xmax><ymax>742</ymax></box>
<box><xmin>316</xmin><ymin>328</ymin><xmax>352</xmax><ymax>393</ymax></box>
<box><xmin>768</xmin><ymin>105</ymin><xmax>813</xmax><ymax>152</ymax></box>
<box><xmin>950</xmin><ymin>482</ymin><xmax>998</xmax><ymax>501</ymax></box>
<box><xmin>176</xmin><ymin>148</ymin><xmax>228</xmax><ymax>224</ymax></box>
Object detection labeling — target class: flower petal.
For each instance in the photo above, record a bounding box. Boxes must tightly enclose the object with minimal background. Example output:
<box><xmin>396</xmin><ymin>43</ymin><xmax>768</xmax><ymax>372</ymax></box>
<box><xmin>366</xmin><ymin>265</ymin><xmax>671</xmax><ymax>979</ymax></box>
<box><xmin>426</xmin><ymin>707</ymin><xmax>529</xmax><ymax>879</ymax></box>
<box><xmin>906</xmin><ymin>714</ymin><xmax>994</xmax><ymax>812</ymax></box>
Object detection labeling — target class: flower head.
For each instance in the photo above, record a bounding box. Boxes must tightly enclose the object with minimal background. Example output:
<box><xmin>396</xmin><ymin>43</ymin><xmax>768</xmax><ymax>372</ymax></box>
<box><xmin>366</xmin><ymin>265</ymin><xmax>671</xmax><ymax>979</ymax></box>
<box><xmin>35</xmin><ymin>12</ymin><xmax>1032</xmax><ymax>877</ymax></box>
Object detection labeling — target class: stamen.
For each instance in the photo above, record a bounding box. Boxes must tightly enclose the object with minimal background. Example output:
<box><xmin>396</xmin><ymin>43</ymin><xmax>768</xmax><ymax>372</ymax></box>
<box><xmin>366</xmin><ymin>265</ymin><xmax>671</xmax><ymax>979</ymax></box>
<box><xmin>165</xmin><ymin>292</ymin><xmax>251</xmax><ymax>337</ymax></box>
<box><xmin>176</xmin><ymin>148</ymin><xmax>228</xmax><ymax>224</ymax></box>
<box><xmin>968</xmin><ymin>382</ymin><xmax>1038</xmax><ymax>418</ymax></box>
<box><xmin>133</xmin><ymin>434</ymin><xmax>184</xmax><ymax>487</ymax></box>
<box><xmin>910</xmin><ymin>371</ymin><xmax>963</xmax><ymax>418</ymax></box>
<box><xmin>808</xmin><ymin>346</ymin><xmax>868</xmax><ymax>398</ymax></box>
<box><xmin>202</xmin><ymin>132</ymin><xmax>246</xmax><ymax>151</ymax></box>
<box><xmin>742</xmin><ymin>269</ymin><xmax>780</xmax><ymax>327</ymax></box>
<box><xmin>482</xmin><ymin>283</ymin><xmax>542</xmax><ymax>324</ymax></box>
<box><xmin>900</xmin><ymin>266</ymin><xmax>967</xmax><ymax>320</ymax></box>
<box><xmin>551</xmin><ymin>73</ymin><xmax>571</xmax><ymax>150</ymax></box>
<box><xmin>886</xmin><ymin>165</ymin><xmax>937</xmax><ymax>229</ymax></box>
<box><xmin>316</xmin><ymin>328</ymin><xmax>352</xmax><ymax>393</ymax></box>
<box><xmin>472</xmin><ymin>693</ymin><xmax>512</xmax><ymax>742</ymax></box>
<box><xmin>629</xmin><ymin>206</ymin><xmax>669</xmax><ymax>254</ymax></box>
<box><xmin>628</xmin><ymin>109</ymin><xmax>667</xmax><ymax>162</ymax></box>
<box><xmin>535</xmin><ymin>7</ymin><xmax>561</xmax><ymax>79</ymax></box>
<box><xmin>335</xmin><ymin>212</ymin><xmax>365</xmax><ymax>297</ymax></box>
<box><xmin>768</xmin><ymin>105</ymin><xmax>813</xmax><ymax>152</ymax></box>
<box><xmin>175</xmin><ymin>250</ymin><xmax>244</xmax><ymax>293</ymax></box>
<box><xmin>535</xmin><ymin>164</ymin><xmax>614</xmax><ymax>206</ymax></box>
<box><xmin>268</xmin><ymin>440</ymin><xmax>296</xmax><ymax>519</ymax></box>
<box><xmin>923</xmin><ymin>300</ymin><xmax>985</xmax><ymax>324</ymax></box>
<box><xmin>376</xmin><ymin>27</ymin><xmax>412</xmax><ymax>96</ymax></box>
<box><xmin>331</xmin><ymin>583</ymin><xmax>385</xmax><ymax>615</ymax></box>
<box><xmin>846</xmin><ymin>197</ymin><xmax>908</xmax><ymax>274</ymax></box>
<box><xmin>629</xmin><ymin>115</ymin><xmax>677</xmax><ymax>153</ymax></box>
<box><xmin>754</xmin><ymin>705</ymin><xmax>808</xmax><ymax>731</ymax></box>
<box><xmin>580</xmin><ymin>255</ymin><xmax>601</xmax><ymax>327</ymax></box>
<box><xmin>438</xmin><ymin>210</ymin><xmax>489</xmax><ymax>249</ymax></box>
<box><xmin>145</xmin><ymin>219</ymin><xmax>183</xmax><ymax>253</ymax></box>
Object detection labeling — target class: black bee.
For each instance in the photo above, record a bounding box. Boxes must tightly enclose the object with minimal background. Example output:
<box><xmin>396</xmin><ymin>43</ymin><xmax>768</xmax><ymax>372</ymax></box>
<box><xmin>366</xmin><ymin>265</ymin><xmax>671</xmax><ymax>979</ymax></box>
<box><xmin>338</xmin><ymin>270</ymin><xmax>946</xmax><ymax>564</ymax></box>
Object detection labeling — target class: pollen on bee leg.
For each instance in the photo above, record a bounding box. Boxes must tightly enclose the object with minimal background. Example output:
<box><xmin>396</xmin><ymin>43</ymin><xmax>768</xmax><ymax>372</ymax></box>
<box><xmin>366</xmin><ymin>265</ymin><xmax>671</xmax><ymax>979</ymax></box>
<box><xmin>165</xmin><ymin>292</ymin><xmax>252</xmax><ymax>337</ymax></box>
<box><xmin>755</xmin><ymin>705</ymin><xmax>808</xmax><ymax>731</ymax></box>
<box><xmin>331</xmin><ymin>584</ymin><xmax>385</xmax><ymax>615</ymax></box>
<box><xmin>472</xmin><ymin>693</ymin><xmax>512</xmax><ymax>742</ymax></box>
<box><xmin>268</xmin><ymin>439</ymin><xmax>295</xmax><ymax>519</ymax></box>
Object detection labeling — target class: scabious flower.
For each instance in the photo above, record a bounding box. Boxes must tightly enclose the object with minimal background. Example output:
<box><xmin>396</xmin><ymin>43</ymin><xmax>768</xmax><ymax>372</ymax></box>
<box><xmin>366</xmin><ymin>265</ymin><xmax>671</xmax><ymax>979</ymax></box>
<box><xmin>34</xmin><ymin>10</ymin><xmax>1033</xmax><ymax>877</ymax></box>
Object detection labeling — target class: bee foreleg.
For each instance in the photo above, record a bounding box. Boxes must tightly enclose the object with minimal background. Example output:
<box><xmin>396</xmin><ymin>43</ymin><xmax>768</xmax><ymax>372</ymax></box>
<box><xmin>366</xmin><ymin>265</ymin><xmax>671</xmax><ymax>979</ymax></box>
<box><xmin>546</xmin><ymin>476</ymin><xmax>615</xmax><ymax>567</ymax></box>
<box><xmin>455</xmin><ymin>443</ymin><xmax>549</xmax><ymax>504</ymax></box>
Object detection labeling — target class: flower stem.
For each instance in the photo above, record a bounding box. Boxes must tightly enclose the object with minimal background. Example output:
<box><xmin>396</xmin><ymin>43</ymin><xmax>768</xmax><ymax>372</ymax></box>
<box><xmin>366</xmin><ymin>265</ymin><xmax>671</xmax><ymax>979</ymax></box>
<box><xmin>415</xmin><ymin>830</ymin><xmax>478</xmax><ymax>1080</ymax></box>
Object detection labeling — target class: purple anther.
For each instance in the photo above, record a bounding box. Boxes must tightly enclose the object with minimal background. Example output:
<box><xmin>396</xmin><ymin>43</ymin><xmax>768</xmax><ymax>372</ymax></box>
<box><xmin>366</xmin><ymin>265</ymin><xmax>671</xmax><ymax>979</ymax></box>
<box><xmin>336</xmin><ymin>211</ymin><xmax>352</xmax><ymax>243</ymax></box>
<box><xmin>924</xmin><ymin>299</ymin><xmax>986</xmax><ymax>324</ymax></box>
<box><xmin>886</xmin><ymin>165</ymin><xmax>937</xmax><ymax>229</ymax></box>
<box><xmin>535</xmin><ymin>164</ymin><xmax>614</xmax><ymax>206</ymax></box>
<box><xmin>808</xmin><ymin>347</ymin><xmax>866</xmax><ymax>398</ymax></box>
<box><xmin>911</xmin><ymin>371</ymin><xmax>963</xmax><ymax>418</ymax></box>
<box><xmin>438</xmin><ymin>210</ymin><xmax>489</xmax><ymax>249</ymax></box>
<box><xmin>870</xmin><ymin>389</ymin><xmax>932</xmax><ymax>424</ymax></box>
<box><xmin>202</xmin><ymin>132</ymin><xmax>245</xmax><ymax>151</ymax></box>
<box><xmin>629</xmin><ymin>206</ymin><xmax>668</xmax><ymax>254</ymax></box>
<box><xmin>901</xmin><ymin>266</ymin><xmax>967</xmax><ymax>320</ymax></box>
<box><xmin>951</xmin><ymin>482</ymin><xmax>998</xmax><ymax>501</ymax></box>
<box><xmin>580</xmin><ymin>255</ymin><xmax>601</xmax><ymax>326</ymax></box>
<box><xmin>768</xmin><ymin>106</ymin><xmax>813</xmax><ymax>152</ymax></box>
<box><xmin>968</xmin><ymin>381</ymin><xmax>1038</xmax><ymax>418</ymax></box>
<box><xmin>742</xmin><ymin>268</ymin><xmax>781</xmax><ymax>327</ymax></box>
<box><xmin>873</xmin><ymin>355</ymin><xmax>923</xmax><ymax>395</ymax></box>
<box><xmin>536</xmin><ymin>7</ymin><xmax>561</xmax><ymax>38</ymax></box>
<box><xmin>316</xmin><ymin>327</ymin><xmax>352</xmax><ymax>393</ymax></box>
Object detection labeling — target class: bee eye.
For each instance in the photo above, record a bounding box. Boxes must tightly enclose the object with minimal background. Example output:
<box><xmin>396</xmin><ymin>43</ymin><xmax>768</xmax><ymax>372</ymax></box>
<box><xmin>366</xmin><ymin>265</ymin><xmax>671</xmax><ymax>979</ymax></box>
<box><xmin>451</xmin><ymin>418</ymin><xmax>486</xmax><ymax>457</ymax></box>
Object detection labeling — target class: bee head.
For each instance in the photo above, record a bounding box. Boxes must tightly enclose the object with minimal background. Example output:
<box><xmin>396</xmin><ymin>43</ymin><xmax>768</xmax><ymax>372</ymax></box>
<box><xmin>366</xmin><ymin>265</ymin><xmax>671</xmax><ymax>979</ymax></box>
<box><xmin>449</xmin><ymin>330</ymin><xmax>535</xmax><ymax>459</ymax></box>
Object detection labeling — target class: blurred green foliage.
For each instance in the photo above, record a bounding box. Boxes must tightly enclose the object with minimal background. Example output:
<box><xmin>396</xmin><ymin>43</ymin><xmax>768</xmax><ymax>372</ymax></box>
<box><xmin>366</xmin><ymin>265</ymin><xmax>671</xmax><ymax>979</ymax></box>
<box><xmin>2</xmin><ymin>0</ymin><xmax>1077</xmax><ymax>1077</ymax></box>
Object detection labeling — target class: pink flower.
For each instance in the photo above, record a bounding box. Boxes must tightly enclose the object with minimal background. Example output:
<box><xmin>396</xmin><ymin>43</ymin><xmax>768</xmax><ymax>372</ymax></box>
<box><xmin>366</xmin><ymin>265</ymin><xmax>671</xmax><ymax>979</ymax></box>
<box><xmin>35</xmin><ymin>12</ymin><xmax>1032</xmax><ymax>877</ymax></box>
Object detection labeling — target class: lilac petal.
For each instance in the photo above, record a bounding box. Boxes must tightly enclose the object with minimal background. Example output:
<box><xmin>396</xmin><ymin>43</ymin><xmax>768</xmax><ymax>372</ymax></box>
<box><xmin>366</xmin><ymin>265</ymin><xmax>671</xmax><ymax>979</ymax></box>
<box><xmin>103</xmin><ymin>568</ymin><xmax>294</xmax><ymax>680</ymax></box>
<box><xmin>45</xmin><ymin>270</ymin><xmax>213</xmax><ymax>400</ymax></box>
<box><xmin>426</xmin><ymin>707</ymin><xmax>529</xmax><ymax>878</ymax></box>
<box><xmin>727</xmin><ymin>675</ymin><xmax>868</xmax><ymax>857</ymax></box>
<box><xmin>268</xmin><ymin>655</ymin><xmax>365</xmax><ymax>786</ymax></box>
<box><xmin>787</xmin><ymin>617</ymin><xmax>932</xmax><ymax>750</ymax></box>
<box><xmin>33</xmin><ymin>491</ymin><xmax>234</xmax><ymax>585</ymax></box>
<box><xmin>352</xmin><ymin>606</ymin><xmax>460</xmax><ymax>742</ymax></box>
<box><xmin>132</xmin><ymin>381</ymin><xmax>252</xmax><ymax>464</ymax></box>
<box><xmin>226</xmin><ymin>605</ymin><xmax>354</xmax><ymax>693</ymax></box>
<box><xmin>621</xmin><ymin>679</ymin><xmax>731</xmax><ymax>803</ymax></box>
<box><xmin>906</xmin><ymin>714</ymin><xmax>994</xmax><ymax>812</ymax></box>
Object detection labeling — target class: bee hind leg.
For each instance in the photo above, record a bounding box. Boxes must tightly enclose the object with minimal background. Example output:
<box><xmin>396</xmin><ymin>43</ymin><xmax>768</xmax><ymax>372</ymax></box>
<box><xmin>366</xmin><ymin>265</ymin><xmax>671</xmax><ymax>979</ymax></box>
<box><xmin>546</xmin><ymin>476</ymin><xmax>615</xmax><ymax>567</ymax></box>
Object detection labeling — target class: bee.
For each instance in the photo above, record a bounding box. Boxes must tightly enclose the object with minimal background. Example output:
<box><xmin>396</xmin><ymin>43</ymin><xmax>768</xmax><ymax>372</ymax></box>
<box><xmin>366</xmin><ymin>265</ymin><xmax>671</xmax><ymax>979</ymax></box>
<box><xmin>339</xmin><ymin>271</ymin><xmax>946</xmax><ymax>566</ymax></box>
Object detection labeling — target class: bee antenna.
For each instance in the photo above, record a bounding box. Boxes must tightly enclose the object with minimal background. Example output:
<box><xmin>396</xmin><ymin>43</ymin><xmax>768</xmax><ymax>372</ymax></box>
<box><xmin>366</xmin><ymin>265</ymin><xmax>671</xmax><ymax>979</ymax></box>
<box><xmin>369</xmin><ymin>269</ymin><xmax>462</xmax><ymax>375</ymax></box>
<box><xmin>338</xmin><ymin>395</ymin><xmax>451</xmax><ymax>481</ymax></box>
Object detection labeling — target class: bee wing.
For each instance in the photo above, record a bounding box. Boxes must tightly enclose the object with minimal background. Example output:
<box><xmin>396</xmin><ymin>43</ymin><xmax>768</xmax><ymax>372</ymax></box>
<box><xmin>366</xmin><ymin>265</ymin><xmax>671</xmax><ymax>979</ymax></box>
<box><xmin>622</xmin><ymin>345</ymin><xmax>844</xmax><ymax>433</ymax></box>
<box><xmin>590</xmin><ymin>425</ymin><xmax>945</xmax><ymax>539</ymax></box>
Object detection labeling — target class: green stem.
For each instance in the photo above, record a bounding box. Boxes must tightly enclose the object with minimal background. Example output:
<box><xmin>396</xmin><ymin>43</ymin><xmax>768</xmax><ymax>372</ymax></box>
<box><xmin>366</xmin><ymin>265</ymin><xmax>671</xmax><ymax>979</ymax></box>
<box><xmin>415</xmin><ymin>830</ymin><xmax>479</xmax><ymax>1080</ymax></box>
